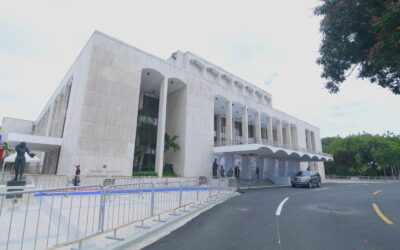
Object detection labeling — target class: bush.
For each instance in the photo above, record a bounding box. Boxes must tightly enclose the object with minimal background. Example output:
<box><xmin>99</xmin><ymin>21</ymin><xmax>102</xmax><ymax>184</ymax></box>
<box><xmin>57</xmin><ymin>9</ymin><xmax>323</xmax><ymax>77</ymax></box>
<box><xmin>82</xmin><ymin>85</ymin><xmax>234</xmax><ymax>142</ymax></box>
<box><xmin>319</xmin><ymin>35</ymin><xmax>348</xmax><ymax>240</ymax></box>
<box><xmin>163</xmin><ymin>163</ymin><xmax>177</xmax><ymax>177</ymax></box>
<box><xmin>132</xmin><ymin>171</ymin><xmax>157</xmax><ymax>177</ymax></box>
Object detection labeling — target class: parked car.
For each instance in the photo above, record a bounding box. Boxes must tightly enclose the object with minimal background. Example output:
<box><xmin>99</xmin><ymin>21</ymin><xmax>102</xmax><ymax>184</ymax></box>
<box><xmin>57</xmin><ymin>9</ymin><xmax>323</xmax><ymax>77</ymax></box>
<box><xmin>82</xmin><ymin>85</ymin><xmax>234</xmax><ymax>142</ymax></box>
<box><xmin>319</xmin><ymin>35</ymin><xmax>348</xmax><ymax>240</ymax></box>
<box><xmin>291</xmin><ymin>170</ymin><xmax>321</xmax><ymax>188</ymax></box>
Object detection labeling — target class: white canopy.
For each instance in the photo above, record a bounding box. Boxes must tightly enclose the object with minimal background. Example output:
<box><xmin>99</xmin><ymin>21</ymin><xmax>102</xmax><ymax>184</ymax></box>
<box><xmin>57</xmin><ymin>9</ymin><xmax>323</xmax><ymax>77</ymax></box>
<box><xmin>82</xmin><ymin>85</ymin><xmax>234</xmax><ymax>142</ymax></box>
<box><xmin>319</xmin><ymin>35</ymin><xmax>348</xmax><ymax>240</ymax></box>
<box><xmin>3</xmin><ymin>153</ymin><xmax>41</xmax><ymax>163</ymax></box>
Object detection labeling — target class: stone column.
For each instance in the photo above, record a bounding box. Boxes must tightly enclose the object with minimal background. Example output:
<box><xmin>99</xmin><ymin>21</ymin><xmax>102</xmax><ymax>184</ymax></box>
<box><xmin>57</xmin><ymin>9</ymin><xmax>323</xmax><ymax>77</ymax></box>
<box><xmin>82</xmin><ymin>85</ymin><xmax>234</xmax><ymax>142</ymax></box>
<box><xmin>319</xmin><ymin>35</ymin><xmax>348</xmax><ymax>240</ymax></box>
<box><xmin>46</xmin><ymin>104</ymin><xmax>56</xmax><ymax>136</ymax></box>
<box><xmin>155</xmin><ymin>78</ymin><xmax>168</xmax><ymax>177</ymax></box>
<box><xmin>262</xmin><ymin>127</ymin><xmax>267</xmax><ymax>142</ymax></box>
<box><xmin>311</xmin><ymin>132</ymin><xmax>316</xmax><ymax>153</ymax></box>
<box><xmin>294</xmin><ymin>126</ymin><xmax>299</xmax><ymax>148</ymax></box>
<box><xmin>277</xmin><ymin>119</ymin><xmax>283</xmax><ymax>146</ymax></box>
<box><xmin>57</xmin><ymin>84</ymin><xmax>72</xmax><ymax>137</ymax></box>
<box><xmin>49</xmin><ymin>96</ymin><xmax>61</xmax><ymax>137</ymax></box>
<box><xmin>216</xmin><ymin>114</ymin><xmax>222</xmax><ymax>145</ymax></box>
<box><xmin>226</xmin><ymin>100</ymin><xmax>233</xmax><ymax>144</ymax></box>
<box><xmin>306</xmin><ymin>130</ymin><xmax>312</xmax><ymax>152</ymax></box>
<box><xmin>242</xmin><ymin>106</ymin><xmax>248</xmax><ymax>144</ymax></box>
<box><xmin>286</xmin><ymin>124</ymin><xmax>292</xmax><ymax>148</ymax></box>
<box><xmin>267</xmin><ymin>116</ymin><xmax>273</xmax><ymax>143</ymax></box>
<box><xmin>255</xmin><ymin>111</ymin><xmax>262</xmax><ymax>143</ymax></box>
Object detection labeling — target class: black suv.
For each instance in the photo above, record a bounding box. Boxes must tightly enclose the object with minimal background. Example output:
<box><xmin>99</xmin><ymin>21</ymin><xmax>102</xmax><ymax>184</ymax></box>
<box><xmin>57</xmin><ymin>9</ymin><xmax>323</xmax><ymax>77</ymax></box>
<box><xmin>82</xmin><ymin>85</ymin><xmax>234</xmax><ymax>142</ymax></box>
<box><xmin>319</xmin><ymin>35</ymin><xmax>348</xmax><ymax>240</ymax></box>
<box><xmin>291</xmin><ymin>170</ymin><xmax>321</xmax><ymax>188</ymax></box>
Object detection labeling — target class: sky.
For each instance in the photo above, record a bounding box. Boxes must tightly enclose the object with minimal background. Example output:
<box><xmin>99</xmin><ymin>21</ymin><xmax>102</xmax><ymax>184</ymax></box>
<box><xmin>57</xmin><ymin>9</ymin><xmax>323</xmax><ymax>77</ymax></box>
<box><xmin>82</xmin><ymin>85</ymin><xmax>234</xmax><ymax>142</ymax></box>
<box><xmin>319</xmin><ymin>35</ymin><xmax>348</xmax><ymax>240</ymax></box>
<box><xmin>0</xmin><ymin>0</ymin><xmax>399</xmax><ymax>138</ymax></box>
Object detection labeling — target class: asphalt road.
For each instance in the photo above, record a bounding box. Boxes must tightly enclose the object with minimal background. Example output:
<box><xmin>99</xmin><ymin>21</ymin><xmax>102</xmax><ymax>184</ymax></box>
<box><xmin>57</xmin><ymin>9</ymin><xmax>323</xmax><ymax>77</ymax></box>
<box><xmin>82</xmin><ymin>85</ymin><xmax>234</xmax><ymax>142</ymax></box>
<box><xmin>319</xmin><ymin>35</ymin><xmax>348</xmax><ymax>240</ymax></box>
<box><xmin>144</xmin><ymin>183</ymin><xmax>400</xmax><ymax>250</ymax></box>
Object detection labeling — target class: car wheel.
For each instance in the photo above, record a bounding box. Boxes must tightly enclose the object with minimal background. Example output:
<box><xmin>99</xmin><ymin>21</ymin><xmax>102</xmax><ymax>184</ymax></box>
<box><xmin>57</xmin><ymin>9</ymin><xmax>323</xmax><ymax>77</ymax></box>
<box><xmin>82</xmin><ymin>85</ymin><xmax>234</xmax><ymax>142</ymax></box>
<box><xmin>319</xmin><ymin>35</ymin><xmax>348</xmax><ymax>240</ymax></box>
<box><xmin>317</xmin><ymin>181</ymin><xmax>321</xmax><ymax>188</ymax></box>
<box><xmin>292</xmin><ymin>184</ymin><xmax>296</xmax><ymax>188</ymax></box>
<box><xmin>309</xmin><ymin>181</ymin><xmax>313</xmax><ymax>188</ymax></box>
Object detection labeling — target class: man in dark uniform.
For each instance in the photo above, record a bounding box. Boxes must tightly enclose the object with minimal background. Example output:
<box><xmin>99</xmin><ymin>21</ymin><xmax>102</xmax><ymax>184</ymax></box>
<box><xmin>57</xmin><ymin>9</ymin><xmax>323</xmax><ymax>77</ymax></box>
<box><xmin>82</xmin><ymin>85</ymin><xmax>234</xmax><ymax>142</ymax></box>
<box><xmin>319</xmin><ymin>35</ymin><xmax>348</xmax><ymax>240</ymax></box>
<box><xmin>13</xmin><ymin>142</ymin><xmax>35</xmax><ymax>181</ymax></box>
<box><xmin>212</xmin><ymin>159</ymin><xmax>218</xmax><ymax>177</ymax></box>
<box><xmin>74</xmin><ymin>164</ymin><xmax>81</xmax><ymax>186</ymax></box>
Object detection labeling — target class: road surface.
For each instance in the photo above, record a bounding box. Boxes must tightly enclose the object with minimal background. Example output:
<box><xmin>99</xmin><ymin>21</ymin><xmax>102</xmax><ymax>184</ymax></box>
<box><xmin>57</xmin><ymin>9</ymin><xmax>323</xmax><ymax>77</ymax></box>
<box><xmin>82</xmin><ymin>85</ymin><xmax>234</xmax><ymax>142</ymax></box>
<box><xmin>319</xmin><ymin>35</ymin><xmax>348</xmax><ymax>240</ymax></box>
<box><xmin>145</xmin><ymin>183</ymin><xmax>400</xmax><ymax>250</ymax></box>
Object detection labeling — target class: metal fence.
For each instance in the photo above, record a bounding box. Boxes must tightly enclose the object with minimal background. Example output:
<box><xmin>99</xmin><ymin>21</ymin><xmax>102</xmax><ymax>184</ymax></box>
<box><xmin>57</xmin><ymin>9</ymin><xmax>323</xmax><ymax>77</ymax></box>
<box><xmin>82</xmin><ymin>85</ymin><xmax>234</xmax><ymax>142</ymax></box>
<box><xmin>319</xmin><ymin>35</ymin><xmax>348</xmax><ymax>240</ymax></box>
<box><xmin>0</xmin><ymin>177</ymin><xmax>236</xmax><ymax>250</ymax></box>
<box><xmin>0</xmin><ymin>174</ymin><xmax>202</xmax><ymax>189</ymax></box>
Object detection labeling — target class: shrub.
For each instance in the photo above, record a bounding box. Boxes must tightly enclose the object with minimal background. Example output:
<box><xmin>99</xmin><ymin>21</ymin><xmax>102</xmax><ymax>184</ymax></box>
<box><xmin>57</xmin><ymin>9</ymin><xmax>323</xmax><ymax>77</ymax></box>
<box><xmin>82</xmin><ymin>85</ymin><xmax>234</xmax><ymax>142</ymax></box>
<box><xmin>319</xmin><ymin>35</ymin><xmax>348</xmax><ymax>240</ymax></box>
<box><xmin>132</xmin><ymin>171</ymin><xmax>157</xmax><ymax>177</ymax></box>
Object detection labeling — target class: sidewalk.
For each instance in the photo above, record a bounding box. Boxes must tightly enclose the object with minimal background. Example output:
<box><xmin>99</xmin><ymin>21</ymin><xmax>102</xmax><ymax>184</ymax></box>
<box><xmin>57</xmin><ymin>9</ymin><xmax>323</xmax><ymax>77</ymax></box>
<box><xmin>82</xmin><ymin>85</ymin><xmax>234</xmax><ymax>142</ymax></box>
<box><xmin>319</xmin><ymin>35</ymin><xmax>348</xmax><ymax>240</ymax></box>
<box><xmin>66</xmin><ymin>192</ymin><xmax>239</xmax><ymax>250</ymax></box>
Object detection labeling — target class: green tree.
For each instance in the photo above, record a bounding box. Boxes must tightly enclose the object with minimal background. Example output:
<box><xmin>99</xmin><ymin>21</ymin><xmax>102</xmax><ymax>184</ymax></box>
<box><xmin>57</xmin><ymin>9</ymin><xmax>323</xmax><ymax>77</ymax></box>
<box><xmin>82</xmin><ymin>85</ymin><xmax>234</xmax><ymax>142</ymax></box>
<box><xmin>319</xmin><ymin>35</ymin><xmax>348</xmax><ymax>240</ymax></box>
<box><xmin>322</xmin><ymin>132</ymin><xmax>400</xmax><ymax>177</ymax></box>
<box><xmin>314</xmin><ymin>0</ymin><xmax>400</xmax><ymax>94</ymax></box>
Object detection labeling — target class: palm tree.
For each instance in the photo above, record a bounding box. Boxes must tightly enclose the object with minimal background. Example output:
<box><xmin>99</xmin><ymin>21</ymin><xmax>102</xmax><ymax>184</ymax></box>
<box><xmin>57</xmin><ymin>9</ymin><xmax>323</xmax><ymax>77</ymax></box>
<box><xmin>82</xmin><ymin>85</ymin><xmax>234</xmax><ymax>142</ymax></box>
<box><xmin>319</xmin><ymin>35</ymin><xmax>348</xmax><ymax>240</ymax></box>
<box><xmin>164</xmin><ymin>133</ymin><xmax>180</xmax><ymax>170</ymax></box>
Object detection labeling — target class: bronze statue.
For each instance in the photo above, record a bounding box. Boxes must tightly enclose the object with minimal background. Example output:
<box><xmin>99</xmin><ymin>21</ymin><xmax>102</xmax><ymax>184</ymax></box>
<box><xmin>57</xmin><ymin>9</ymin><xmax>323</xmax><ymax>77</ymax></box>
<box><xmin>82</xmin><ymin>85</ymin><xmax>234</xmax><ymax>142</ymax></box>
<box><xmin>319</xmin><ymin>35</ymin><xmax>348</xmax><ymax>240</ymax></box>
<box><xmin>13</xmin><ymin>142</ymin><xmax>35</xmax><ymax>181</ymax></box>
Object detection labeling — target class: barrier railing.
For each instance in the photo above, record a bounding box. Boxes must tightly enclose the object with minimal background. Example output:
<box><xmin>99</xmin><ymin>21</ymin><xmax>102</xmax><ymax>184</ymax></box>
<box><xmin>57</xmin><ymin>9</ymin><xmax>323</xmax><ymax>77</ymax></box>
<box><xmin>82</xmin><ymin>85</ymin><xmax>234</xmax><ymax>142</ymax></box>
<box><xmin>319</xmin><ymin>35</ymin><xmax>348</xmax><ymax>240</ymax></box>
<box><xmin>326</xmin><ymin>175</ymin><xmax>400</xmax><ymax>181</ymax></box>
<box><xmin>0</xmin><ymin>177</ymin><xmax>236</xmax><ymax>250</ymax></box>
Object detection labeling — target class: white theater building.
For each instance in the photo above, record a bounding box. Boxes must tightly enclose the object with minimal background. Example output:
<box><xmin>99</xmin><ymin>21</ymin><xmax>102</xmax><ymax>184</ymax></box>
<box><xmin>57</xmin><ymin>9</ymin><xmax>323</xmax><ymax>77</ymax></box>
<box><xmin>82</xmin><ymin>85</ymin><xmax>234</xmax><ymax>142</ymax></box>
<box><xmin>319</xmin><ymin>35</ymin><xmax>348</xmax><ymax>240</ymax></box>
<box><xmin>1</xmin><ymin>31</ymin><xmax>332</xmax><ymax>184</ymax></box>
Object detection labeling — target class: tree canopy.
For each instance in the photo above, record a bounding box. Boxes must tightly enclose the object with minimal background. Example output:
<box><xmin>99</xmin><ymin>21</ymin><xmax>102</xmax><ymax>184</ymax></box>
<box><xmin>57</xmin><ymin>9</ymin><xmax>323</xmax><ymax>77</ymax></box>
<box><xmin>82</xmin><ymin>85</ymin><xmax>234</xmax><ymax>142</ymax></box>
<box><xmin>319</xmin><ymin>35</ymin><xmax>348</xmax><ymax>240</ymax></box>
<box><xmin>314</xmin><ymin>0</ymin><xmax>400</xmax><ymax>94</ymax></box>
<box><xmin>322</xmin><ymin>132</ymin><xmax>400</xmax><ymax>176</ymax></box>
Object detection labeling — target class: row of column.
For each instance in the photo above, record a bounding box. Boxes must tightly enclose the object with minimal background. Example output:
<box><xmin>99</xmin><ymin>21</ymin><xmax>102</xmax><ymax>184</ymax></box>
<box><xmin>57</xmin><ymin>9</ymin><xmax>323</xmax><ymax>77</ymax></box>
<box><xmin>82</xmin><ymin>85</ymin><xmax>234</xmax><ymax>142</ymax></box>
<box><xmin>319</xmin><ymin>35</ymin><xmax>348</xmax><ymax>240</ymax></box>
<box><xmin>305</xmin><ymin>130</ymin><xmax>316</xmax><ymax>153</ymax></box>
<box><xmin>46</xmin><ymin>83</ymin><xmax>72</xmax><ymax>138</ymax></box>
<box><xmin>215</xmin><ymin>103</ymin><xmax>299</xmax><ymax>149</ymax></box>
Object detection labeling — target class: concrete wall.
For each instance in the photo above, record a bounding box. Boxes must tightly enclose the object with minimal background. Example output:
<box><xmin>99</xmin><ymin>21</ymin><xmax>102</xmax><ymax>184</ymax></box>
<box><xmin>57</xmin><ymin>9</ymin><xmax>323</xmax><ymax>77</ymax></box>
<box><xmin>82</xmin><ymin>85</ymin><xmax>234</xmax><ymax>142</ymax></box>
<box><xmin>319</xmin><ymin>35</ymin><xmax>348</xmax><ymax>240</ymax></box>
<box><xmin>1</xmin><ymin>118</ymin><xmax>33</xmax><ymax>142</ymax></box>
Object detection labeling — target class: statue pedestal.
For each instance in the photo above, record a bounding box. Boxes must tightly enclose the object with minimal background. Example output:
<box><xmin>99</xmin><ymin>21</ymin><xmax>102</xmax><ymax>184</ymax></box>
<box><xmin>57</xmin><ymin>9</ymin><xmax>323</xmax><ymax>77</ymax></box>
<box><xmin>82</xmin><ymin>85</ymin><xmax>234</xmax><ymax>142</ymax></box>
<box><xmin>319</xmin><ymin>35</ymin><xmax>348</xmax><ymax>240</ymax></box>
<box><xmin>6</xmin><ymin>180</ymin><xmax>27</xmax><ymax>199</ymax></box>
<box><xmin>0</xmin><ymin>180</ymin><xmax>35</xmax><ymax>210</ymax></box>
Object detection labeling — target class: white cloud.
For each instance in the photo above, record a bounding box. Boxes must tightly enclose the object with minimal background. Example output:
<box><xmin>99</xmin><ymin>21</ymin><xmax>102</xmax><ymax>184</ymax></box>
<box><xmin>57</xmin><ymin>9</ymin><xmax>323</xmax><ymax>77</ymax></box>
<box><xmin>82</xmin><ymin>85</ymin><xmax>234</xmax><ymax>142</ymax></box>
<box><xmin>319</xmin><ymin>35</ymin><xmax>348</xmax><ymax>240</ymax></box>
<box><xmin>0</xmin><ymin>0</ymin><xmax>399</xmax><ymax>137</ymax></box>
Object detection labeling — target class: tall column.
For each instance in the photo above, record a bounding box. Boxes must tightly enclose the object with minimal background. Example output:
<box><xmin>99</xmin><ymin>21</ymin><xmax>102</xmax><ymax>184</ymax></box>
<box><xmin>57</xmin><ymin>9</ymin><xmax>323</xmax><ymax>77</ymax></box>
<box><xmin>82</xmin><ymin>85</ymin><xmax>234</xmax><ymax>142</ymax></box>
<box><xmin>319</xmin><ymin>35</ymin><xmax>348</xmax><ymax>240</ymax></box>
<box><xmin>216</xmin><ymin>114</ymin><xmax>222</xmax><ymax>145</ymax></box>
<box><xmin>306</xmin><ymin>130</ymin><xmax>312</xmax><ymax>152</ymax></box>
<box><xmin>311</xmin><ymin>132</ymin><xmax>316</xmax><ymax>152</ymax></box>
<box><xmin>58</xmin><ymin>84</ymin><xmax>72</xmax><ymax>137</ymax></box>
<box><xmin>262</xmin><ymin>127</ymin><xmax>267</xmax><ymax>141</ymax></box>
<box><xmin>277</xmin><ymin>119</ymin><xmax>283</xmax><ymax>146</ymax></box>
<box><xmin>46</xmin><ymin>104</ymin><xmax>55</xmax><ymax>136</ymax></box>
<box><xmin>285</xmin><ymin>124</ymin><xmax>292</xmax><ymax>148</ymax></box>
<box><xmin>267</xmin><ymin>116</ymin><xmax>273</xmax><ymax>143</ymax></box>
<box><xmin>255</xmin><ymin>112</ymin><xmax>262</xmax><ymax>143</ymax></box>
<box><xmin>293</xmin><ymin>126</ymin><xmax>299</xmax><ymax>148</ymax></box>
<box><xmin>155</xmin><ymin>78</ymin><xmax>168</xmax><ymax>177</ymax></box>
<box><xmin>226</xmin><ymin>100</ymin><xmax>233</xmax><ymax>144</ymax></box>
<box><xmin>242</xmin><ymin>106</ymin><xmax>248</xmax><ymax>144</ymax></box>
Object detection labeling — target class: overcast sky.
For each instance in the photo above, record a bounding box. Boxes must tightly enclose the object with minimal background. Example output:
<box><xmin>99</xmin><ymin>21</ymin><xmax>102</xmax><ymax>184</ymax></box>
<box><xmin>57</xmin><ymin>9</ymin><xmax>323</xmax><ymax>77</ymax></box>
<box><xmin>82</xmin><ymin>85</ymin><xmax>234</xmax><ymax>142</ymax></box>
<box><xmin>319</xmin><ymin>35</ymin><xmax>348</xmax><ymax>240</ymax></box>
<box><xmin>0</xmin><ymin>0</ymin><xmax>399</xmax><ymax>138</ymax></box>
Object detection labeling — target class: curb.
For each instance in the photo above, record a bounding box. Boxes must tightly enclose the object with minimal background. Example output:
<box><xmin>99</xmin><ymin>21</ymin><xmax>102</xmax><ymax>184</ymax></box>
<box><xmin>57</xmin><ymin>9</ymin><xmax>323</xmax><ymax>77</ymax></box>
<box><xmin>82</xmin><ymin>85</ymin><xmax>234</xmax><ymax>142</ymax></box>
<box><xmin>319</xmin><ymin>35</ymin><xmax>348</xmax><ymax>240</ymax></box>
<box><xmin>237</xmin><ymin>184</ymin><xmax>288</xmax><ymax>190</ymax></box>
<box><xmin>104</xmin><ymin>193</ymin><xmax>239</xmax><ymax>250</ymax></box>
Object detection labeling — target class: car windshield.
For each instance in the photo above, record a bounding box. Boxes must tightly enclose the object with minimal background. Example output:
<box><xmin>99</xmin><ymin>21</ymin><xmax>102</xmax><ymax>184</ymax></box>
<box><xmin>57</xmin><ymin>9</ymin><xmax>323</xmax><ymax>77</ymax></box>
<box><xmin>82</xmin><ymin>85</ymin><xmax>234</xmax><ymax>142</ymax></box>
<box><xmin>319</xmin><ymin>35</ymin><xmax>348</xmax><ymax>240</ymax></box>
<box><xmin>295</xmin><ymin>171</ymin><xmax>310</xmax><ymax>176</ymax></box>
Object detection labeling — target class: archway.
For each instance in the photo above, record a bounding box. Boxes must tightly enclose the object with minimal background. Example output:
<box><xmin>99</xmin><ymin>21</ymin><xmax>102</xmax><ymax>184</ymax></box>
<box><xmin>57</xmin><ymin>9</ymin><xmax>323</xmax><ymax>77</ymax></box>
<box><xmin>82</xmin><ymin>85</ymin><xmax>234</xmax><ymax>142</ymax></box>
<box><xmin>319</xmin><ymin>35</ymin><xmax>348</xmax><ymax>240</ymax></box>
<box><xmin>133</xmin><ymin>68</ymin><xmax>164</xmax><ymax>173</ymax></box>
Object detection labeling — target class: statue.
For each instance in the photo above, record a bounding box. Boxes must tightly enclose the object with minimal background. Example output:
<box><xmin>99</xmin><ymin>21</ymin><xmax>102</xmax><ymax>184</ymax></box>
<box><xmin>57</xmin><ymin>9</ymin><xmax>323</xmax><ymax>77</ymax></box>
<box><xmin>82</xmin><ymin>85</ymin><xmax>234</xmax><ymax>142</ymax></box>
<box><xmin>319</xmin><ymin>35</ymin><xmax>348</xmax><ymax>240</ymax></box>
<box><xmin>12</xmin><ymin>142</ymin><xmax>35</xmax><ymax>182</ymax></box>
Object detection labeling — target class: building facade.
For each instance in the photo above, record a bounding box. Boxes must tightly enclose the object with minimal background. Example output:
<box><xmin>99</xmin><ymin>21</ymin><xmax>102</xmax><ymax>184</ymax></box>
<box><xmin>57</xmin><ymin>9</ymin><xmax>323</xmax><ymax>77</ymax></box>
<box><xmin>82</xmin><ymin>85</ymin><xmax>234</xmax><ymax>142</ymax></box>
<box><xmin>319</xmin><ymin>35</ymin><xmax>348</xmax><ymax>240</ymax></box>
<box><xmin>2</xmin><ymin>31</ymin><xmax>332</xmax><ymax>183</ymax></box>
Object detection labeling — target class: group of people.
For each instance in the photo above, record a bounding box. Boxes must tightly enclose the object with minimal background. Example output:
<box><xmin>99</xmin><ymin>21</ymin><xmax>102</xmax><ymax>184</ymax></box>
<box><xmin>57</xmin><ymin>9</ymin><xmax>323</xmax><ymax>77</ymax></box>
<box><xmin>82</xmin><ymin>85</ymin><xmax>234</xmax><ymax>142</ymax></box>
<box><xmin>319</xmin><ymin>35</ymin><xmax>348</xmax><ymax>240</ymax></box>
<box><xmin>212</xmin><ymin>159</ymin><xmax>262</xmax><ymax>179</ymax></box>
<box><xmin>212</xmin><ymin>159</ymin><xmax>241</xmax><ymax>179</ymax></box>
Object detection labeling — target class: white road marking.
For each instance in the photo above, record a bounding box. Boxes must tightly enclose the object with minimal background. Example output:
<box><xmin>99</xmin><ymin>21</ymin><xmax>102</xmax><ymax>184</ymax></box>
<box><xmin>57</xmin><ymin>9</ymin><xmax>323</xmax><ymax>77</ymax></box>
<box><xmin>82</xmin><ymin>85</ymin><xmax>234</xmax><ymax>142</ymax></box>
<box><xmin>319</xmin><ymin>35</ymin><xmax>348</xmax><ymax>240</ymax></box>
<box><xmin>276</xmin><ymin>197</ymin><xmax>289</xmax><ymax>216</ymax></box>
<box><xmin>313</xmin><ymin>187</ymin><xmax>330</xmax><ymax>191</ymax></box>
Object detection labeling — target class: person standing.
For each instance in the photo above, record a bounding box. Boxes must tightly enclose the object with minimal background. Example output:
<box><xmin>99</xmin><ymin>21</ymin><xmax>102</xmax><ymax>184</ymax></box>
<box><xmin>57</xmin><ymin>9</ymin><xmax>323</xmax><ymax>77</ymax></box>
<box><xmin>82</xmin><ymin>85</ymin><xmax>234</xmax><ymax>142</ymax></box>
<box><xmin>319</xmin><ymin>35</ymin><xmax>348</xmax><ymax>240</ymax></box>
<box><xmin>73</xmin><ymin>164</ymin><xmax>81</xmax><ymax>186</ymax></box>
<box><xmin>256</xmin><ymin>166</ymin><xmax>260</xmax><ymax>179</ymax></box>
<box><xmin>219</xmin><ymin>165</ymin><xmax>225</xmax><ymax>178</ymax></box>
<box><xmin>212</xmin><ymin>159</ymin><xmax>218</xmax><ymax>177</ymax></box>
<box><xmin>234</xmin><ymin>165</ymin><xmax>240</xmax><ymax>179</ymax></box>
